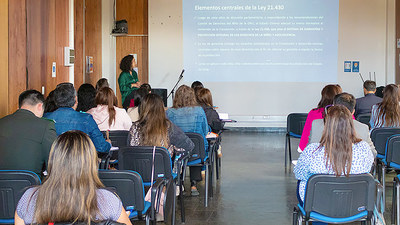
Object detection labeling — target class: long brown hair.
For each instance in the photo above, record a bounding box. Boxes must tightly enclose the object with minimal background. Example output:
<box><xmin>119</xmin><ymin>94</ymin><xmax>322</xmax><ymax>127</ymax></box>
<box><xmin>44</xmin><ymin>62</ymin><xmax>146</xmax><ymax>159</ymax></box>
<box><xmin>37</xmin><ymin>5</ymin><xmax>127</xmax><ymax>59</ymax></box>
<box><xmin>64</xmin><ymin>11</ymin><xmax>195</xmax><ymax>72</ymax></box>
<box><xmin>172</xmin><ymin>85</ymin><xmax>198</xmax><ymax>108</ymax></box>
<box><xmin>317</xmin><ymin>84</ymin><xmax>342</xmax><ymax>109</ymax></box>
<box><xmin>138</xmin><ymin>94</ymin><xmax>169</xmax><ymax>147</ymax></box>
<box><xmin>374</xmin><ymin>84</ymin><xmax>400</xmax><ymax>127</ymax></box>
<box><xmin>319</xmin><ymin>105</ymin><xmax>361</xmax><ymax>176</ymax></box>
<box><xmin>95</xmin><ymin>87</ymin><xmax>118</xmax><ymax>126</ymax></box>
<box><xmin>195</xmin><ymin>88</ymin><xmax>213</xmax><ymax>107</ymax></box>
<box><xmin>34</xmin><ymin>131</ymin><xmax>103</xmax><ymax>224</ymax></box>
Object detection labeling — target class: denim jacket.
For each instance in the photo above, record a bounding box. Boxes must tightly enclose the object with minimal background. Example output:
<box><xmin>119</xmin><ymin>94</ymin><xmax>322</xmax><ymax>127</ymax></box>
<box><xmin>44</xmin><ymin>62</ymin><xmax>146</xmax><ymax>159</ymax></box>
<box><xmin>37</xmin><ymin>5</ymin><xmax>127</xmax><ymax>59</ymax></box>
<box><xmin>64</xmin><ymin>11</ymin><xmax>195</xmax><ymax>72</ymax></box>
<box><xmin>166</xmin><ymin>106</ymin><xmax>210</xmax><ymax>150</ymax></box>
<box><xmin>44</xmin><ymin>107</ymin><xmax>111</xmax><ymax>153</ymax></box>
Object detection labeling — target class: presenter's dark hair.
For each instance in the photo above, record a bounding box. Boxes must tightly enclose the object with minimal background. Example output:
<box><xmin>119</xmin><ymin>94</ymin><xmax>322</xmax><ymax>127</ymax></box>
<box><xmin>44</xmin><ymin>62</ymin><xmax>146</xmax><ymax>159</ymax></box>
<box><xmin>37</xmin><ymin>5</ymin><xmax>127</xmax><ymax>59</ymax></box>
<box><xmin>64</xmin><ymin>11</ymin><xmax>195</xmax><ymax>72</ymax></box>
<box><xmin>191</xmin><ymin>81</ymin><xmax>204</xmax><ymax>89</ymax></box>
<box><xmin>76</xmin><ymin>83</ymin><xmax>96</xmax><ymax>112</ymax></box>
<box><xmin>96</xmin><ymin>78</ymin><xmax>109</xmax><ymax>91</ymax></box>
<box><xmin>363</xmin><ymin>80</ymin><xmax>376</xmax><ymax>92</ymax></box>
<box><xmin>333</xmin><ymin>93</ymin><xmax>356</xmax><ymax>112</ymax></box>
<box><xmin>120</xmin><ymin>55</ymin><xmax>134</xmax><ymax>72</ymax></box>
<box><xmin>19</xmin><ymin>89</ymin><xmax>45</xmax><ymax>108</ymax></box>
<box><xmin>317</xmin><ymin>84</ymin><xmax>342</xmax><ymax>109</ymax></box>
<box><xmin>54</xmin><ymin>83</ymin><xmax>76</xmax><ymax>108</ymax></box>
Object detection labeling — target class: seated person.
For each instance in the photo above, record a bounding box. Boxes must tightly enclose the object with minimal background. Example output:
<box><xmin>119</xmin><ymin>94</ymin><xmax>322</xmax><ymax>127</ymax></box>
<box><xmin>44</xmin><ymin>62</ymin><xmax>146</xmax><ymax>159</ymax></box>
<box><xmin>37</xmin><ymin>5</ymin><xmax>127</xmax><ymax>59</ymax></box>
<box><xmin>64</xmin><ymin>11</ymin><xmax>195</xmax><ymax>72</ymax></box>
<box><xmin>87</xmin><ymin>87</ymin><xmax>132</xmax><ymax>131</ymax></box>
<box><xmin>294</xmin><ymin>105</ymin><xmax>373</xmax><ymax>205</ymax></box>
<box><xmin>128</xmin><ymin>93</ymin><xmax>194</xmax><ymax>159</ymax></box>
<box><xmin>76</xmin><ymin>83</ymin><xmax>96</xmax><ymax>112</ymax></box>
<box><xmin>15</xmin><ymin>131</ymin><xmax>131</xmax><ymax>225</ymax></box>
<box><xmin>298</xmin><ymin>84</ymin><xmax>342</xmax><ymax>152</ymax></box>
<box><xmin>43</xmin><ymin>90</ymin><xmax>58</xmax><ymax>113</ymax></box>
<box><xmin>127</xmin><ymin>87</ymin><xmax>149</xmax><ymax>122</ymax></box>
<box><xmin>96</xmin><ymin>78</ymin><xmax>109</xmax><ymax>91</ymax></box>
<box><xmin>309</xmin><ymin>93</ymin><xmax>376</xmax><ymax>156</ymax></box>
<box><xmin>195</xmin><ymin>88</ymin><xmax>223</xmax><ymax>133</ymax></box>
<box><xmin>166</xmin><ymin>85</ymin><xmax>209</xmax><ymax>196</ymax></box>
<box><xmin>191</xmin><ymin>80</ymin><xmax>204</xmax><ymax>89</ymax></box>
<box><xmin>45</xmin><ymin>83</ymin><xmax>111</xmax><ymax>153</ymax></box>
<box><xmin>355</xmin><ymin>80</ymin><xmax>382</xmax><ymax>117</ymax></box>
<box><xmin>0</xmin><ymin>90</ymin><xmax>57</xmax><ymax>176</ymax></box>
<box><xmin>370</xmin><ymin>84</ymin><xmax>400</xmax><ymax>129</ymax></box>
<box><xmin>123</xmin><ymin>83</ymin><xmax>151</xmax><ymax>110</ymax></box>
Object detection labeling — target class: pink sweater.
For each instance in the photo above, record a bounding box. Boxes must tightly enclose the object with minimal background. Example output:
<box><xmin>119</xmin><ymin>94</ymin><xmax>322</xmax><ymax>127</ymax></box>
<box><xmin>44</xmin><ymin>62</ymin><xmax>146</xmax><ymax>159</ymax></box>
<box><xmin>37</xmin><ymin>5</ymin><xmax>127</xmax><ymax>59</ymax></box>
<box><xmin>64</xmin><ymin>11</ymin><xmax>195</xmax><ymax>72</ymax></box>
<box><xmin>299</xmin><ymin>108</ymin><xmax>324</xmax><ymax>150</ymax></box>
<box><xmin>87</xmin><ymin>105</ymin><xmax>132</xmax><ymax>131</ymax></box>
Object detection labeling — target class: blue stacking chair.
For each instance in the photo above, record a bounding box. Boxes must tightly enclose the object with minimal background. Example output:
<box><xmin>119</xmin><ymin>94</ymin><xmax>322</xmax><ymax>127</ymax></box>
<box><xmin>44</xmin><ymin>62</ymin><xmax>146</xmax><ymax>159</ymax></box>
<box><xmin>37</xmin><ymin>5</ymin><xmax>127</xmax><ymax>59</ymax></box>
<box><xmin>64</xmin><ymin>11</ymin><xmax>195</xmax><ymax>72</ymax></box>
<box><xmin>117</xmin><ymin>146</ymin><xmax>179</xmax><ymax>224</ymax></box>
<box><xmin>385</xmin><ymin>134</ymin><xmax>400</xmax><ymax>224</ymax></box>
<box><xmin>185</xmin><ymin>132</ymin><xmax>211</xmax><ymax>207</ymax></box>
<box><xmin>293</xmin><ymin>174</ymin><xmax>376</xmax><ymax>224</ymax></box>
<box><xmin>356</xmin><ymin>113</ymin><xmax>371</xmax><ymax>129</ymax></box>
<box><xmin>0</xmin><ymin>170</ymin><xmax>41</xmax><ymax>224</ymax></box>
<box><xmin>98</xmin><ymin>170</ymin><xmax>164</xmax><ymax>225</ymax></box>
<box><xmin>285</xmin><ymin>113</ymin><xmax>308</xmax><ymax>168</ymax></box>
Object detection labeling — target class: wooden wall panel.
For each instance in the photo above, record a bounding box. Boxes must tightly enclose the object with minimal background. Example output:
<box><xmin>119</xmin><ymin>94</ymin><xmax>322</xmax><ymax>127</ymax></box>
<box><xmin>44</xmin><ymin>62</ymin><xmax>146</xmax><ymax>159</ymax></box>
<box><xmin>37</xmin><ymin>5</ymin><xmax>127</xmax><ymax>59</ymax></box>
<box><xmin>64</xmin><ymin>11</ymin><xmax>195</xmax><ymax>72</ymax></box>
<box><xmin>0</xmin><ymin>0</ymin><xmax>8</xmax><ymax>117</ymax></box>
<box><xmin>8</xmin><ymin>0</ymin><xmax>27</xmax><ymax>113</ymax></box>
<box><xmin>115</xmin><ymin>0</ymin><xmax>149</xmax><ymax>106</ymax></box>
<box><xmin>74</xmin><ymin>0</ymin><xmax>84</xmax><ymax>88</ymax></box>
<box><xmin>116</xmin><ymin>0</ymin><xmax>148</xmax><ymax>34</ymax></box>
<box><xmin>26</xmin><ymin>0</ymin><xmax>69</xmax><ymax>97</ymax></box>
<box><xmin>85</xmin><ymin>0</ymin><xmax>102</xmax><ymax>86</ymax></box>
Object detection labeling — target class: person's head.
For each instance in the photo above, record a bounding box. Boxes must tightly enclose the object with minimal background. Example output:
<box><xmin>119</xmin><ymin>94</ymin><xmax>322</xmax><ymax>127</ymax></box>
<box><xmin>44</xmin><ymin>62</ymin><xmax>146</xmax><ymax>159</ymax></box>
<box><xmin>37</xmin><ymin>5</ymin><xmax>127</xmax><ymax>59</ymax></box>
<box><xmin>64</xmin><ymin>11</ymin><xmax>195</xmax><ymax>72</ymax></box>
<box><xmin>54</xmin><ymin>83</ymin><xmax>77</xmax><ymax>109</ymax></box>
<box><xmin>19</xmin><ymin>90</ymin><xmax>45</xmax><ymax>117</ymax></box>
<box><xmin>363</xmin><ymin>80</ymin><xmax>376</xmax><ymax>95</ymax></box>
<box><xmin>191</xmin><ymin>81</ymin><xmax>204</xmax><ymax>89</ymax></box>
<box><xmin>195</xmin><ymin>88</ymin><xmax>213</xmax><ymax>107</ymax></box>
<box><xmin>317</xmin><ymin>84</ymin><xmax>342</xmax><ymax>109</ymax></box>
<box><xmin>95</xmin><ymin>87</ymin><xmax>118</xmax><ymax>126</ymax></box>
<box><xmin>95</xmin><ymin>78</ymin><xmax>109</xmax><ymax>91</ymax></box>
<box><xmin>34</xmin><ymin>130</ymin><xmax>103</xmax><ymax>223</ymax></box>
<box><xmin>44</xmin><ymin>90</ymin><xmax>58</xmax><ymax>114</ymax></box>
<box><xmin>133</xmin><ymin>87</ymin><xmax>149</xmax><ymax>109</ymax></box>
<box><xmin>119</xmin><ymin>55</ymin><xmax>135</xmax><ymax>73</ymax></box>
<box><xmin>172</xmin><ymin>85</ymin><xmax>198</xmax><ymax>108</ymax></box>
<box><xmin>333</xmin><ymin>92</ymin><xmax>356</xmax><ymax>114</ymax></box>
<box><xmin>138</xmin><ymin>94</ymin><xmax>169</xmax><ymax>147</ymax></box>
<box><xmin>320</xmin><ymin>105</ymin><xmax>361</xmax><ymax>177</ymax></box>
<box><xmin>76</xmin><ymin>83</ymin><xmax>96</xmax><ymax>112</ymax></box>
<box><xmin>374</xmin><ymin>84</ymin><xmax>400</xmax><ymax>127</ymax></box>
<box><xmin>140</xmin><ymin>83</ymin><xmax>152</xmax><ymax>93</ymax></box>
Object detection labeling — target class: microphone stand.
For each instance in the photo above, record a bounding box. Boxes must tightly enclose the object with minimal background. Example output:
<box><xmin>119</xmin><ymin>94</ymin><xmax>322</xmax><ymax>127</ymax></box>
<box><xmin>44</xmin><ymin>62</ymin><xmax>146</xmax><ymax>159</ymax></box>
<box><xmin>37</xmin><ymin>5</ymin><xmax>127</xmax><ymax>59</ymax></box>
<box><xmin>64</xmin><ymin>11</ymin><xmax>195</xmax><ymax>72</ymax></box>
<box><xmin>167</xmin><ymin>69</ymin><xmax>185</xmax><ymax>100</ymax></box>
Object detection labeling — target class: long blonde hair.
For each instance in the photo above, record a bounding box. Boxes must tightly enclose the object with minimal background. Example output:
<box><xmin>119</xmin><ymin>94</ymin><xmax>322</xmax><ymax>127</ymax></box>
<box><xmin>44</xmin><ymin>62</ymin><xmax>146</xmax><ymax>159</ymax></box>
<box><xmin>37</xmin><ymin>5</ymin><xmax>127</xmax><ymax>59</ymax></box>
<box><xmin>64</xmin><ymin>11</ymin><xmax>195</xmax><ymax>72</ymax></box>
<box><xmin>172</xmin><ymin>85</ymin><xmax>198</xmax><ymax>108</ymax></box>
<box><xmin>34</xmin><ymin>131</ymin><xmax>104</xmax><ymax>224</ymax></box>
<box><xmin>319</xmin><ymin>105</ymin><xmax>361</xmax><ymax>176</ymax></box>
<box><xmin>138</xmin><ymin>93</ymin><xmax>169</xmax><ymax>147</ymax></box>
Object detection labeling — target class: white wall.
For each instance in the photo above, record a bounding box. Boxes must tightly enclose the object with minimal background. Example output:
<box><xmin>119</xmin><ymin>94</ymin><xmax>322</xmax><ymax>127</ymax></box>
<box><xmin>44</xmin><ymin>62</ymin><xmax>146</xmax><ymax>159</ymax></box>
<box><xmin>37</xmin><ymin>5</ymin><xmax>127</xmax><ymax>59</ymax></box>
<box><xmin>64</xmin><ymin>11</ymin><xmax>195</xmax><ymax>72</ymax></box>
<box><xmin>101</xmin><ymin>0</ymin><xmax>117</xmax><ymax>91</ymax></box>
<box><xmin>149</xmin><ymin>0</ymin><xmax>395</xmax><ymax>127</ymax></box>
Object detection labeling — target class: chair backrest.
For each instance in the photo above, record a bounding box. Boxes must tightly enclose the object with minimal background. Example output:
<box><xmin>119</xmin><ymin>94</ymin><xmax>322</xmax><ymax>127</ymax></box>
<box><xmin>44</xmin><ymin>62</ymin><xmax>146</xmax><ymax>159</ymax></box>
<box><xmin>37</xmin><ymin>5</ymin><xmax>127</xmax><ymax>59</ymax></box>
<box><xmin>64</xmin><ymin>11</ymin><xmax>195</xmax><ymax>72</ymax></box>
<box><xmin>286</xmin><ymin>113</ymin><xmax>308</xmax><ymax>137</ymax></box>
<box><xmin>385</xmin><ymin>134</ymin><xmax>400</xmax><ymax>167</ymax></box>
<box><xmin>303</xmin><ymin>174</ymin><xmax>375</xmax><ymax>219</ymax></box>
<box><xmin>118</xmin><ymin>146</ymin><xmax>173</xmax><ymax>185</ymax></box>
<box><xmin>98</xmin><ymin>170</ymin><xmax>145</xmax><ymax>212</ymax></box>
<box><xmin>370</xmin><ymin>127</ymin><xmax>400</xmax><ymax>156</ymax></box>
<box><xmin>0</xmin><ymin>170</ymin><xmax>41</xmax><ymax>220</ymax></box>
<box><xmin>356</xmin><ymin>113</ymin><xmax>371</xmax><ymax>129</ymax></box>
<box><xmin>101</xmin><ymin>130</ymin><xmax>130</xmax><ymax>147</ymax></box>
<box><xmin>185</xmin><ymin>132</ymin><xmax>206</xmax><ymax>163</ymax></box>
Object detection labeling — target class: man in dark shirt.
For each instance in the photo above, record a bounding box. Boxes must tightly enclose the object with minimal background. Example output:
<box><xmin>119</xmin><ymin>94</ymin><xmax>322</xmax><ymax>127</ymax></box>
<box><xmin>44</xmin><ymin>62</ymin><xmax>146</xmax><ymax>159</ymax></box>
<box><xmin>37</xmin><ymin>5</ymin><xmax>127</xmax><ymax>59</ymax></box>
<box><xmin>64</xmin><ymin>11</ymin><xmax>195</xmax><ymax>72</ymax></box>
<box><xmin>355</xmin><ymin>80</ymin><xmax>382</xmax><ymax>117</ymax></box>
<box><xmin>0</xmin><ymin>90</ymin><xmax>57</xmax><ymax>176</ymax></box>
<box><xmin>45</xmin><ymin>83</ymin><xmax>111</xmax><ymax>153</ymax></box>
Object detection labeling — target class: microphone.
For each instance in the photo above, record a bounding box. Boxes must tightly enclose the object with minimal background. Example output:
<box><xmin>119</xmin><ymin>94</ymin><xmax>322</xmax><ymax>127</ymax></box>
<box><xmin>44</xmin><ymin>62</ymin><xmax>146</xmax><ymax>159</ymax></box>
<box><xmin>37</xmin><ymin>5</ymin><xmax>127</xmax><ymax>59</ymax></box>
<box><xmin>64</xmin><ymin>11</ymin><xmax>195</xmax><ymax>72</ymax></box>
<box><xmin>179</xmin><ymin>69</ymin><xmax>185</xmax><ymax>78</ymax></box>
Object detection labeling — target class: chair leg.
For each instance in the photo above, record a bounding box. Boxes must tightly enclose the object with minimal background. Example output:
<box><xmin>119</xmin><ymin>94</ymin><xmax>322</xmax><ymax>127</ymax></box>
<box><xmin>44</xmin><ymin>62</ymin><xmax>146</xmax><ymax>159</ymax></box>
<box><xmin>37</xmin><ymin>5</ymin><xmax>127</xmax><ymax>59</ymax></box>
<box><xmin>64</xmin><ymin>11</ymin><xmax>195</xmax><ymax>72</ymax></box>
<box><xmin>215</xmin><ymin>145</ymin><xmax>220</xmax><ymax>180</ymax></box>
<box><xmin>209</xmin><ymin>162</ymin><xmax>213</xmax><ymax>198</ymax></box>
<box><xmin>393</xmin><ymin>179</ymin><xmax>396</xmax><ymax>225</ymax></box>
<box><xmin>382</xmin><ymin>165</ymin><xmax>386</xmax><ymax>212</ymax></box>
<box><xmin>288</xmin><ymin>135</ymin><xmax>292</xmax><ymax>162</ymax></box>
<box><xmin>292</xmin><ymin>208</ymin><xmax>298</xmax><ymax>225</ymax></box>
<box><xmin>285</xmin><ymin>134</ymin><xmax>289</xmax><ymax>168</ymax></box>
<box><xmin>172</xmin><ymin>184</ymin><xmax>176</xmax><ymax>225</ymax></box>
<box><xmin>397</xmin><ymin>181</ymin><xmax>400</xmax><ymax>225</ymax></box>
<box><xmin>179</xmin><ymin>179</ymin><xmax>185</xmax><ymax>223</ymax></box>
<box><xmin>204</xmin><ymin>164</ymin><xmax>209</xmax><ymax>207</ymax></box>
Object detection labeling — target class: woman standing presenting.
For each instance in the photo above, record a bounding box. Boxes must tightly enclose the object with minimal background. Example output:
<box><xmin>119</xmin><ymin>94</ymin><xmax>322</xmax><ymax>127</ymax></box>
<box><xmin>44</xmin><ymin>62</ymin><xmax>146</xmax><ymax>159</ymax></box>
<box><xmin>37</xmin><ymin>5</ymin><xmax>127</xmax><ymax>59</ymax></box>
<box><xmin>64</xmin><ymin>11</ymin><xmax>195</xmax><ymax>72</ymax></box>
<box><xmin>118</xmin><ymin>55</ymin><xmax>140</xmax><ymax>104</ymax></box>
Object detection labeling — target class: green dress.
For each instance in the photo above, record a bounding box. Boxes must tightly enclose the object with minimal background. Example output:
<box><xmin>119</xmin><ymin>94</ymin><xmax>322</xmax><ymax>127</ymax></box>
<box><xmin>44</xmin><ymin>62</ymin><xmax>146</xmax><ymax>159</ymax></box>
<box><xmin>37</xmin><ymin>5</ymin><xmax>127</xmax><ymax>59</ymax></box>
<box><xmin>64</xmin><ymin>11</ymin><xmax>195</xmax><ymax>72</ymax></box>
<box><xmin>118</xmin><ymin>70</ymin><xmax>139</xmax><ymax>104</ymax></box>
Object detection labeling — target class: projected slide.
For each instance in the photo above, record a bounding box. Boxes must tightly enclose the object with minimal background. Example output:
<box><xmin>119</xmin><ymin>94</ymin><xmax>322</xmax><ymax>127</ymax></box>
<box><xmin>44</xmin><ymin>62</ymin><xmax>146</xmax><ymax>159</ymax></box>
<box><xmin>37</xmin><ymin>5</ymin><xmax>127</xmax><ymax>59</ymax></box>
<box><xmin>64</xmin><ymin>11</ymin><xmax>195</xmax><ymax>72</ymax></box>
<box><xmin>183</xmin><ymin>0</ymin><xmax>339</xmax><ymax>82</ymax></box>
